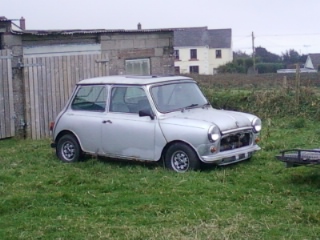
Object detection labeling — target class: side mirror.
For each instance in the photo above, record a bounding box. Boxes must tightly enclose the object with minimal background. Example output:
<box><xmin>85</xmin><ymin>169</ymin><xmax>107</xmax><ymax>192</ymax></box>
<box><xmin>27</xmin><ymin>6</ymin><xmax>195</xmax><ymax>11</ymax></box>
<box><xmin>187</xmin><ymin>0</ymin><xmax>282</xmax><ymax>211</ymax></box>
<box><xmin>139</xmin><ymin>109</ymin><xmax>155</xmax><ymax>120</ymax></box>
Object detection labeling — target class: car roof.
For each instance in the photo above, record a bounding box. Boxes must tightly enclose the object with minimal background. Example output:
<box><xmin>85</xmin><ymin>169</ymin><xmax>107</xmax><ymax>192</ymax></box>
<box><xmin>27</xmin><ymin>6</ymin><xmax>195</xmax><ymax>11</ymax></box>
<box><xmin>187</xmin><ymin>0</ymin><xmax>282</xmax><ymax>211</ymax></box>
<box><xmin>77</xmin><ymin>75</ymin><xmax>194</xmax><ymax>85</ymax></box>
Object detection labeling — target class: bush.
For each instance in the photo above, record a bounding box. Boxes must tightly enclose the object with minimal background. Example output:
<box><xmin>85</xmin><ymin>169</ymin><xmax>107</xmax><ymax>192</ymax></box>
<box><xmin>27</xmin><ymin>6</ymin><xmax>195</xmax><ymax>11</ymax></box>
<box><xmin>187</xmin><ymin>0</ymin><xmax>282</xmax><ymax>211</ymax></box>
<box><xmin>256</xmin><ymin>63</ymin><xmax>285</xmax><ymax>73</ymax></box>
<box><xmin>202</xmin><ymin>86</ymin><xmax>320</xmax><ymax>120</ymax></box>
<box><xmin>217</xmin><ymin>58</ymin><xmax>255</xmax><ymax>74</ymax></box>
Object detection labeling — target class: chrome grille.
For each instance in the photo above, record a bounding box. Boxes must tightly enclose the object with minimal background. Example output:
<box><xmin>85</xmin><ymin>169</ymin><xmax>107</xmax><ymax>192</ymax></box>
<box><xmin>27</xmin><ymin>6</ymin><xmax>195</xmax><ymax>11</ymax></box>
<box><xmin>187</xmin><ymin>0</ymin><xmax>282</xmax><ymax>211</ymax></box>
<box><xmin>220</xmin><ymin>132</ymin><xmax>252</xmax><ymax>152</ymax></box>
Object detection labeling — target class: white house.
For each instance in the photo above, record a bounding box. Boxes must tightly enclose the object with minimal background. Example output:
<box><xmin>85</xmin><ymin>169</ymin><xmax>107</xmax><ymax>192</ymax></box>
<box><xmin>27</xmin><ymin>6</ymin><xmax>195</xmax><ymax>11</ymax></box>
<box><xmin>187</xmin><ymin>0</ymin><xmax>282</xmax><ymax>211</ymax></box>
<box><xmin>304</xmin><ymin>53</ymin><xmax>320</xmax><ymax>71</ymax></box>
<box><xmin>173</xmin><ymin>27</ymin><xmax>233</xmax><ymax>75</ymax></box>
<box><xmin>277</xmin><ymin>53</ymin><xmax>320</xmax><ymax>73</ymax></box>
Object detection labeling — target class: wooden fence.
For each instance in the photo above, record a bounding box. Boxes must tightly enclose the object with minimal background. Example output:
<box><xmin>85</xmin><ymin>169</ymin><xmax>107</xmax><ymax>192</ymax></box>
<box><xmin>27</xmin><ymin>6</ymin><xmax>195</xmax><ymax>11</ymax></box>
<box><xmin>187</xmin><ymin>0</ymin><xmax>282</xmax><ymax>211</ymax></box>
<box><xmin>23</xmin><ymin>53</ymin><xmax>109</xmax><ymax>139</ymax></box>
<box><xmin>0</xmin><ymin>49</ymin><xmax>15</xmax><ymax>139</ymax></box>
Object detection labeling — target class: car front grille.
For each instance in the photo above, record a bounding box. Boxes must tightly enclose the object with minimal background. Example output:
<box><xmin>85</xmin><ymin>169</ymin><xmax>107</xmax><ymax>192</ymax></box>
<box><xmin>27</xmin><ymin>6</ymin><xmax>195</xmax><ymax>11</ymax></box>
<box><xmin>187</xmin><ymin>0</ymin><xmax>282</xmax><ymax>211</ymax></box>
<box><xmin>220</xmin><ymin>131</ymin><xmax>252</xmax><ymax>152</ymax></box>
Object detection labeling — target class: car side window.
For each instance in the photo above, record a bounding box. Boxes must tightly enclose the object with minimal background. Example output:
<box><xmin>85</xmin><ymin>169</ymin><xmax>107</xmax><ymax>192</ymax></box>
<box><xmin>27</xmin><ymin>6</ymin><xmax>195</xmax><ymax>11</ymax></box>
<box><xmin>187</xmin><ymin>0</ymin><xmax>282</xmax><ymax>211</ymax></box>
<box><xmin>110</xmin><ymin>87</ymin><xmax>130</xmax><ymax>113</ymax></box>
<box><xmin>125</xmin><ymin>87</ymin><xmax>146</xmax><ymax>103</ymax></box>
<box><xmin>125</xmin><ymin>87</ymin><xmax>151</xmax><ymax>112</ymax></box>
<box><xmin>110</xmin><ymin>86</ymin><xmax>150</xmax><ymax>113</ymax></box>
<box><xmin>71</xmin><ymin>85</ymin><xmax>107</xmax><ymax>112</ymax></box>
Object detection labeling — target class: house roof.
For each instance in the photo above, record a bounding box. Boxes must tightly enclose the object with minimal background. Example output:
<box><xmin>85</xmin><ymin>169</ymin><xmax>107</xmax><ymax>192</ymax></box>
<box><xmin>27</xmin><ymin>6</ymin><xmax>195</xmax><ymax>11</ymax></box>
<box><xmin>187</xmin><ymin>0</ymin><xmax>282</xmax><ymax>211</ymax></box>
<box><xmin>207</xmin><ymin>29</ymin><xmax>232</xmax><ymax>48</ymax></box>
<box><xmin>173</xmin><ymin>27</ymin><xmax>232</xmax><ymax>48</ymax></box>
<box><xmin>308</xmin><ymin>53</ymin><xmax>320</xmax><ymax>69</ymax></box>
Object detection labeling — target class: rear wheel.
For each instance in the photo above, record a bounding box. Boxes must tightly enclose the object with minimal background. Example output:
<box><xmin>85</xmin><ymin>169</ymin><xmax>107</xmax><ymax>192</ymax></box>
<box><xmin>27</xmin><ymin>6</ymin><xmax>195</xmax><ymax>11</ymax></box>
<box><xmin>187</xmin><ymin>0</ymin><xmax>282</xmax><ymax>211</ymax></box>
<box><xmin>56</xmin><ymin>134</ymin><xmax>82</xmax><ymax>162</ymax></box>
<box><xmin>165</xmin><ymin>143</ymin><xmax>200</xmax><ymax>172</ymax></box>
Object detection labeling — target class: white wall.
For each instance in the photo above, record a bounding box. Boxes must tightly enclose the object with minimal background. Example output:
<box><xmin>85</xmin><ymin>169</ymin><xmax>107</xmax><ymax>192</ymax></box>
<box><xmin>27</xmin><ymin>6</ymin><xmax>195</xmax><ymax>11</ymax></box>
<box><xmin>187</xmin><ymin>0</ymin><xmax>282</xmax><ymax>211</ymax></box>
<box><xmin>208</xmin><ymin>48</ymin><xmax>233</xmax><ymax>74</ymax></box>
<box><xmin>174</xmin><ymin>46</ymin><xmax>233</xmax><ymax>75</ymax></box>
<box><xmin>304</xmin><ymin>56</ymin><xmax>313</xmax><ymax>69</ymax></box>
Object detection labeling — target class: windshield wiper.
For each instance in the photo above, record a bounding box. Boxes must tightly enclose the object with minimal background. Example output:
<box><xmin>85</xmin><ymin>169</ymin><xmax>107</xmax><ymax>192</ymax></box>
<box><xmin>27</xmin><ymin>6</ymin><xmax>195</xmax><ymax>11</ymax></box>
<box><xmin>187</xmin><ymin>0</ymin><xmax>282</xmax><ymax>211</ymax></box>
<box><xmin>202</xmin><ymin>102</ymin><xmax>211</xmax><ymax>108</ymax></box>
<box><xmin>184</xmin><ymin>104</ymin><xmax>199</xmax><ymax>110</ymax></box>
<box><xmin>182</xmin><ymin>103</ymin><xmax>210</xmax><ymax>112</ymax></box>
<box><xmin>185</xmin><ymin>103</ymin><xmax>199</xmax><ymax>109</ymax></box>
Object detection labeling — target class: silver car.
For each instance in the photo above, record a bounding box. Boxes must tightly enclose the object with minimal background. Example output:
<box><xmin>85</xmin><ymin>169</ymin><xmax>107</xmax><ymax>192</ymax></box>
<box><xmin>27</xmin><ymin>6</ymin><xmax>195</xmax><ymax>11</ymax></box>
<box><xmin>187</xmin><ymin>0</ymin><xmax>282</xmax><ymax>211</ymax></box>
<box><xmin>50</xmin><ymin>75</ymin><xmax>261</xmax><ymax>172</ymax></box>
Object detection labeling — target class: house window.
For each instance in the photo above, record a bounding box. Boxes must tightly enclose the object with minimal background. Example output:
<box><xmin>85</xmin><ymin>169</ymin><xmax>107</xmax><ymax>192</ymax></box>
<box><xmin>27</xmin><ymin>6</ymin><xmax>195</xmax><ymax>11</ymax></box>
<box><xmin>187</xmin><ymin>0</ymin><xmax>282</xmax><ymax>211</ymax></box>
<box><xmin>216</xmin><ymin>50</ymin><xmax>222</xmax><ymax>58</ymax></box>
<box><xmin>174</xmin><ymin>50</ymin><xmax>180</xmax><ymax>60</ymax></box>
<box><xmin>190</xmin><ymin>49</ymin><xmax>197</xmax><ymax>59</ymax></box>
<box><xmin>125</xmin><ymin>58</ymin><xmax>150</xmax><ymax>75</ymax></box>
<box><xmin>189</xmin><ymin>66</ymin><xmax>199</xmax><ymax>74</ymax></box>
<box><xmin>175</xmin><ymin>66</ymin><xmax>180</xmax><ymax>74</ymax></box>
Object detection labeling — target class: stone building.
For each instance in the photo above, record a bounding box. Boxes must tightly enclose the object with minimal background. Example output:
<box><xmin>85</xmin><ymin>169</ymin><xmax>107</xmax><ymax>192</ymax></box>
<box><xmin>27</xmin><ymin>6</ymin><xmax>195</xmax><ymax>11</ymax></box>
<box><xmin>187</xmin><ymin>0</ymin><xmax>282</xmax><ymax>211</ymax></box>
<box><xmin>0</xmin><ymin>17</ymin><xmax>175</xmax><ymax>139</ymax></box>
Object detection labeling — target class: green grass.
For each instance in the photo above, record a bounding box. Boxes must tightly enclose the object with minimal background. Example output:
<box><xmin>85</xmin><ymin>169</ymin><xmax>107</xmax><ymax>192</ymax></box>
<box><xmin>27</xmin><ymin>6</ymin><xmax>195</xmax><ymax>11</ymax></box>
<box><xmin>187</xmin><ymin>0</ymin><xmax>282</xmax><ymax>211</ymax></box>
<box><xmin>1</xmin><ymin>118</ymin><xmax>320</xmax><ymax>239</ymax></box>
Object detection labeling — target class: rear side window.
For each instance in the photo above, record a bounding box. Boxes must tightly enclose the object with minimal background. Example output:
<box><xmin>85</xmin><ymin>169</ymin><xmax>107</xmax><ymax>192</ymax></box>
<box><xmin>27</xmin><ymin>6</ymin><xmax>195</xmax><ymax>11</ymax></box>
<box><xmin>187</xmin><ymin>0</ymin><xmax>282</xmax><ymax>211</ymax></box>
<box><xmin>71</xmin><ymin>85</ymin><xmax>107</xmax><ymax>111</ymax></box>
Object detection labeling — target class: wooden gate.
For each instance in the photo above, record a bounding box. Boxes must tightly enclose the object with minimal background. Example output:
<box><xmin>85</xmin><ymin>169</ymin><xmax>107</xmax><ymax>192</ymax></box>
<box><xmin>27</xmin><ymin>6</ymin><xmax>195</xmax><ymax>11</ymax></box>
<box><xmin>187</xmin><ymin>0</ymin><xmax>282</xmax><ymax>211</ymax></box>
<box><xmin>0</xmin><ymin>49</ymin><xmax>15</xmax><ymax>139</ymax></box>
<box><xmin>23</xmin><ymin>53</ymin><xmax>109</xmax><ymax>139</ymax></box>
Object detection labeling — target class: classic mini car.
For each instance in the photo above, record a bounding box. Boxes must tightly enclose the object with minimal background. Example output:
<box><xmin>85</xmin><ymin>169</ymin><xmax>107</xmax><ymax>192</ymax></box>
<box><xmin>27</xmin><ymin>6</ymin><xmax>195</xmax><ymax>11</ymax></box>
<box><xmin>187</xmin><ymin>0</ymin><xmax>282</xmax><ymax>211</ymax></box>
<box><xmin>50</xmin><ymin>75</ymin><xmax>262</xmax><ymax>172</ymax></box>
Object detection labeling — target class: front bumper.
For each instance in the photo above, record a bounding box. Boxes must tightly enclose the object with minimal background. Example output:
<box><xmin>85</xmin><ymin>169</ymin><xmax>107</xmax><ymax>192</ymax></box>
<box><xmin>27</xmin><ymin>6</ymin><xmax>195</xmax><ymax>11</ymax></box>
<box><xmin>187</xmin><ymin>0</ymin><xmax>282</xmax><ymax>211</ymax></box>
<box><xmin>200</xmin><ymin>145</ymin><xmax>261</xmax><ymax>165</ymax></box>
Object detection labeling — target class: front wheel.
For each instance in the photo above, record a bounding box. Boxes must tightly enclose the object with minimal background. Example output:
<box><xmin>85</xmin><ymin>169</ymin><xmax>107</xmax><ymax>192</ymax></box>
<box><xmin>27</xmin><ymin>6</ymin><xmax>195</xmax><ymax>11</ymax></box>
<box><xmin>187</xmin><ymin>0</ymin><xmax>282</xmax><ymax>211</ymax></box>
<box><xmin>164</xmin><ymin>143</ymin><xmax>200</xmax><ymax>172</ymax></box>
<box><xmin>56</xmin><ymin>134</ymin><xmax>82</xmax><ymax>163</ymax></box>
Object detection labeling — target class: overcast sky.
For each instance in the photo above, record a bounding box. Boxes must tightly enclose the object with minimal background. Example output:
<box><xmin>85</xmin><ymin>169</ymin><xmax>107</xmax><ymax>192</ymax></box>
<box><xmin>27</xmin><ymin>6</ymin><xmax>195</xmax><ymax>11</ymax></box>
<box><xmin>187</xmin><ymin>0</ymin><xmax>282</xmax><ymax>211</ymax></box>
<box><xmin>2</xmin><ymin>0</ymin><xmax>320</xmax><ymax>55</ymax></box>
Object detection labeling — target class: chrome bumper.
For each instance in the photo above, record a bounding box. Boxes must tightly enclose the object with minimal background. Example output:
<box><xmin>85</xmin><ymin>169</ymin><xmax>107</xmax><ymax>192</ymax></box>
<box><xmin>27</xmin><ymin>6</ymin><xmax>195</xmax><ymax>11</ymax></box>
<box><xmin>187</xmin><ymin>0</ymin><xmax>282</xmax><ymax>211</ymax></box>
<box><xmin>200</xmin><ymin>145</ymin><xmax>261</xmax><ymax>164</ymax></box>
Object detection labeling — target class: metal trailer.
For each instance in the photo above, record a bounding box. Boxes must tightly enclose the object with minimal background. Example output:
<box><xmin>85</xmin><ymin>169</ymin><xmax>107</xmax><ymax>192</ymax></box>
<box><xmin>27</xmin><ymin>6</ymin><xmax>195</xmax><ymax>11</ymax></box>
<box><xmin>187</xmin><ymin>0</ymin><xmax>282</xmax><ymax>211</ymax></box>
<box><xmin>276</xmin><ymin>149</ymin><xmax>320</xmax><ymax>168</ymax></box>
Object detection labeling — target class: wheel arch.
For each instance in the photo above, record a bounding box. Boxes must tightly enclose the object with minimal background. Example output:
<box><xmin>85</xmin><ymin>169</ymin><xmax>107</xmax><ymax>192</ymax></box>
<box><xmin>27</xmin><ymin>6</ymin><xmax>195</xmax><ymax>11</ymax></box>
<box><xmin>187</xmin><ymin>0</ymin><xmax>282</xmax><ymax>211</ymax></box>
<box><xmin>161</xmin><ymin>140</ymin><xmax>200</xmax><ymax>161</ymax></box>
<box><xmin>55</xmin><ymin>130</ymin><xmax>82</xmax><ymax>151</ymax></box>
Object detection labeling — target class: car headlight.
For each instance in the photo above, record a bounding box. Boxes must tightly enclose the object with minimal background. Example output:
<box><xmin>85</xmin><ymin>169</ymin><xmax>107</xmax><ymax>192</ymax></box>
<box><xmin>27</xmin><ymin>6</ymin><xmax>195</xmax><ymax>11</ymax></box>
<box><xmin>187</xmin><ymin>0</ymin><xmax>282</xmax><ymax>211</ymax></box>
<box><xmin>252</xmin><ymin>117</ymin><xmax>262</xmax><ymax>133</ymax></box>
<box><xmin>208</xmin><ymin>125</ymin><xmax>221</xmax><ymax>142</ymax></box>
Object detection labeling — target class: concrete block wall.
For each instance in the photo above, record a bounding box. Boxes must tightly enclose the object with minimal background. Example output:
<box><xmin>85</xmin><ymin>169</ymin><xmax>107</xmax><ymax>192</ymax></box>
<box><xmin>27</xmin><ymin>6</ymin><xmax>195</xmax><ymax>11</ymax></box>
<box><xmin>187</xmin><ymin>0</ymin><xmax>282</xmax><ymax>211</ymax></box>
<box><xmin>100</xmin><ymin>32</ymin><xmax>175</xmax><ymax>75</ymax></box>
<box><xmin>2</xmin><ymin>33</ymin><xmax>25</xmax><ymax>137</ymax></box>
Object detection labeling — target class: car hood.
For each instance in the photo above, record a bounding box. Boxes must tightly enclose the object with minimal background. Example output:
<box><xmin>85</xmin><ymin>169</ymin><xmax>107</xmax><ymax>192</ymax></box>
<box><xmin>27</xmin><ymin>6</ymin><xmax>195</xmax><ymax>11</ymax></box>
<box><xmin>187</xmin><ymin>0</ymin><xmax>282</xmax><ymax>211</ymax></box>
<box><xmin>159</xmin><ymin>107</ymin><xmax>255</xmax><ymax>132</ymax></box>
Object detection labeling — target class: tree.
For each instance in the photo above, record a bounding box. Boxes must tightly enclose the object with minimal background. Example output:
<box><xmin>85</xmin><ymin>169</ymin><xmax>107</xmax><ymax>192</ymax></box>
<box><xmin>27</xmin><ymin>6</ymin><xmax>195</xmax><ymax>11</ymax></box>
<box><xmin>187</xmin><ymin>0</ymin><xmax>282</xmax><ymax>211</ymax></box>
<box><xmin>281</xmin><ymin>49</ymin><xmax>307</xmax><ymax>68</ymax></box>
<box><xmin>282</xmin><ymin>49</ymin><xmax>300</xmax><ymax>64</ymax></box>
<box><xmin>255</xmin><ymin>47</ymin><xmax>281</xmax><ymax>63</ymax></box>
<box><xmin>233</xmin><ymin>50</ymin><xmax>250</xmax><ymax>59</ymax></box>
<box><xmin>218</xmin><ymin>47</ymin><xmax>305</xmax><ymax>74</ymax></box>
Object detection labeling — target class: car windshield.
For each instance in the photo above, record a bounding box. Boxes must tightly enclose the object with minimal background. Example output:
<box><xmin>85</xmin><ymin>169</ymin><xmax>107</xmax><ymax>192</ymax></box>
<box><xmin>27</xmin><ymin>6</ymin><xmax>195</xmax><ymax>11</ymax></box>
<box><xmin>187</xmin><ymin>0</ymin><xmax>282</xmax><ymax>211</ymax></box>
<box><xmin>150</xmin><ymin>82</ymin><xmax>208</xmax><ymax>113</ymax></box>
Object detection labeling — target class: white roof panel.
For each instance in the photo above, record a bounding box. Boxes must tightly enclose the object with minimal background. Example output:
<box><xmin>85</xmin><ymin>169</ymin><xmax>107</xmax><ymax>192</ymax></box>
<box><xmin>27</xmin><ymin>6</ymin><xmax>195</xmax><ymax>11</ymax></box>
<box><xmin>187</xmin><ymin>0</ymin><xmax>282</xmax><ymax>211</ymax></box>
<box><xmin>77</xmin><ymin>75</ymin><xmax>194</xmax><ymax>85</ymax></box>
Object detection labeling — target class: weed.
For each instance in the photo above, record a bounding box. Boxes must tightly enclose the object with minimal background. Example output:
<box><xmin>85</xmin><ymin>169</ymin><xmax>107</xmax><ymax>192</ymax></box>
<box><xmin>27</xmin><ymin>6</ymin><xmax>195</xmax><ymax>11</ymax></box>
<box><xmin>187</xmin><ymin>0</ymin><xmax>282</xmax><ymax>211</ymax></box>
<box><xmin>290</xmin><ymin>118</ymin><xmax>306</xmax><ymax>129</ymax></box>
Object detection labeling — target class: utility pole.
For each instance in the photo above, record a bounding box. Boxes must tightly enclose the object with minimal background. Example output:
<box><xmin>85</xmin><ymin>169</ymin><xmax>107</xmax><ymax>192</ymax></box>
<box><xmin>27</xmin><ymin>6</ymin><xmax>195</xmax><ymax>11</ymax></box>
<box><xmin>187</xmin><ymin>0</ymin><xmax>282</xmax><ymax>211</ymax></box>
<box><xmin>252</xmin><ymin>31</ymin><xmax>256</xmax><ymax>73</ymax></box>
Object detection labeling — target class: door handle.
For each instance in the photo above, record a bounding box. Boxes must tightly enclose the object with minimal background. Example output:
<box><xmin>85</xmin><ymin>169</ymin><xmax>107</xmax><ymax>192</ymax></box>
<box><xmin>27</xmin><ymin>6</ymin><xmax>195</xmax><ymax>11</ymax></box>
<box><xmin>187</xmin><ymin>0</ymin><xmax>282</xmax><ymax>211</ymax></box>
<box><xmin>102</xmin><ymin>120</ymin><xmax>112</xmax><ymax>124</ymax></box>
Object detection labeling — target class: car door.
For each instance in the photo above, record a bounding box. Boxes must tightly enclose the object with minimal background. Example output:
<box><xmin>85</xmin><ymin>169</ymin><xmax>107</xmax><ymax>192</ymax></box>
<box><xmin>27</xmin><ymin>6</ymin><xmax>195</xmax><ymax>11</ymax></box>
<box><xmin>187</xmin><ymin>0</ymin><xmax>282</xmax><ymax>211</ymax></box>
<box><xmin>101</xmin><ymin>86</ymin><xmax>157</xmax><ymax>161</ymax></box>
<box><xmin>66</xmin><ymin>84</ymin><xmax>107</xmax><ymax>154</ymax></box>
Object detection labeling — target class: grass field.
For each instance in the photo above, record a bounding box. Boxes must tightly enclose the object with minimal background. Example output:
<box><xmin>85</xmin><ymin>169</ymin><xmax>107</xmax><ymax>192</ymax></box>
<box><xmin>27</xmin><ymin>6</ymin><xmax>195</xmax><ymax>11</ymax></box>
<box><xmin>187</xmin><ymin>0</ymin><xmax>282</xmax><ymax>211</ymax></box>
<box><xmin>1</xmin><ymin>117</ymin><xmax>320</xmax><ymax>239</ymax></box>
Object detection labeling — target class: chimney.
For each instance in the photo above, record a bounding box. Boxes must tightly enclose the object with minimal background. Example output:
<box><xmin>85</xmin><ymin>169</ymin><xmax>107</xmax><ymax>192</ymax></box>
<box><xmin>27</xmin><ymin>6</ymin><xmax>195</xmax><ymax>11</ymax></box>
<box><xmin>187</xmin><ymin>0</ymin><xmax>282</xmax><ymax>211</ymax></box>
<box><xmin>20</xmin><ymin>17</ymin><xmax>25</xmax><ymax>30</ymax></box>
<box><xmin>137</xmin><ymin>23</ymin><xmax>141</xmax><ymax>30</ymax></box>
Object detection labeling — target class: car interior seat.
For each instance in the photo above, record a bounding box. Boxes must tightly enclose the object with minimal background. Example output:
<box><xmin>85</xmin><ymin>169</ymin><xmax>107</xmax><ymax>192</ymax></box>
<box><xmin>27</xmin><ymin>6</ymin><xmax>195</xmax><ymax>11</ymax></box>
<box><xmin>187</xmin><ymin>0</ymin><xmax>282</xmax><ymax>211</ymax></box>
<box><xmin>110</xmin><ymin>102</ymin><xmax>130</xmax><ymax>113</ymax></box>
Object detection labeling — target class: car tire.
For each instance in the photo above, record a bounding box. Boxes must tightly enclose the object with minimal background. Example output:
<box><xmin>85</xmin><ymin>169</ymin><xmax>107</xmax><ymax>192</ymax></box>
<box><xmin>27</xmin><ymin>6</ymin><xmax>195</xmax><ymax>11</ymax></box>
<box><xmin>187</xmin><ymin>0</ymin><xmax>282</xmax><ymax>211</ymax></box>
<box><xmin>56</xmin><ymin>134</ymin><xmax>82</xmax><ymax>163</ymax></box>
<box><xmin>165</xmin><ymin>142</ymin><xmax>200</xmax><ymax>172</ymax></box>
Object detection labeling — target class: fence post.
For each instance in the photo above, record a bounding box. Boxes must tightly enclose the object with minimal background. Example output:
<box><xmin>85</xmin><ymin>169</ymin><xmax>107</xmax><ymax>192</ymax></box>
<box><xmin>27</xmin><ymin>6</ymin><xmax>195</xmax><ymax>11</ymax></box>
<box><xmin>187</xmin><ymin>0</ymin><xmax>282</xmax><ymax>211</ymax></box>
<box><xmin>295</xmin><ymin>64</ymin><xmax>300</xmax><ymax>107</ymax></box>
